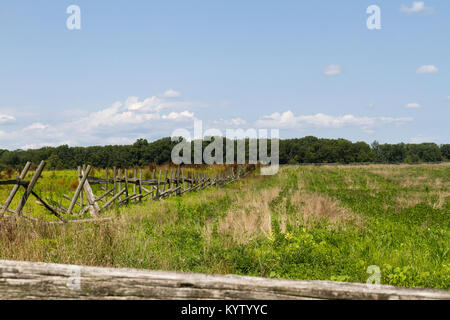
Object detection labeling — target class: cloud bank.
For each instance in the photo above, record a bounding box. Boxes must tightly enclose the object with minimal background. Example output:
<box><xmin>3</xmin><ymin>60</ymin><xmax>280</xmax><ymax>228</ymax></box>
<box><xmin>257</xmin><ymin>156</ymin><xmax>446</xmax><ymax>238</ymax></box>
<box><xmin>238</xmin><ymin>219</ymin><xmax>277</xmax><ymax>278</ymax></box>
<box><xmin>0</xmin><ymin>92</ymin><xmax>418</xmax><ymax>150</ymax></box>
<box><xmin>405</xmin><ymin>103</ymin><xmax>421</xmax><ymax>109</ymax></box>
<box><xmin>323</xmin><ymin>65</ymin><xmax>342</xmax><ymax>76</ymax></box>
<box><xmin>0</xmin><ymin>91</ymin><xmax>196</xmax><ymax>150</ymax></box>
<box><xmin>255</xmin><ymin>111</ymin><xmax>413</xmax><ymax>133</ymax></box>
<box><xmin>416</xmin><ymin>65</ymin><xmax>439</xmax><ymax>74</ymax></box>
<box><xmin>400</xmin><ymin>2</ymin><xmax>434</xmax><ymax>14</ymax></box>
<box><xmin>0</xmin><ymin>114</ymin><xmax>15</xmax><ymax>124</ymax></box>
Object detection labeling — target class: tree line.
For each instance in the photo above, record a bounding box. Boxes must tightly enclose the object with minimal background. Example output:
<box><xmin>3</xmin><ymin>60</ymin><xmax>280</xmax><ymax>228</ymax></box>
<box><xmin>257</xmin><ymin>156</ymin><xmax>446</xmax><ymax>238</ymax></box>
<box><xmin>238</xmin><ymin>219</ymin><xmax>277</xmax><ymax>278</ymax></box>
<box><xmin>0</xmin><ymin>136</ymin><xmax>449</xmax><ymax>170</ymax></box>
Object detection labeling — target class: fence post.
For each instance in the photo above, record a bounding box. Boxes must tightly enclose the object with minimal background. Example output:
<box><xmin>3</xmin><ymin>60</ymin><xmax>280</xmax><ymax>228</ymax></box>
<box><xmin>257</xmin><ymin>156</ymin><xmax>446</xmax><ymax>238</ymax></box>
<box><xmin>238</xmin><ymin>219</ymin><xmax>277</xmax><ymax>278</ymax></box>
<box><xmin>105</xmin><ymin>168</ymin><xmax>109</xmax><ymax>203</ymax></box>
<box><xmin>156</xmin><ymin>170</ymin><xmax>162</xmax><ymax>199</ymax></box>
<box><xmin>15</xmin><ymin>160</ymin><xmax>46</xmax><ymax>216</ymax></box>
<box><xmin>68</xmin><ymin>165</ymin><xmax>92</xmax><ymax>215</ymax></box>
<box><xmin>139</xmin><ymin>168</ymin><xmax>143</xmax><ymax>202</ymax></box>
<box><xmin>151</xmin><ymin>169</ymin><xmax>156</xmax><ymax>197</ymax></box>
<box><xmin>118</xmin><ymin>168</ymin><xmax>122</xmax><ymax>201</ymax></box>
<box><xmin>124</xmin><ymin>169</ymin><xmax>129</xmax><ymax>205</ymax></box>
<box><xmin>181</xmin><ymin>169</ymin><xmax>185</xmax><ymax>193</ymax></box>
<box><xmin>0</xmin><ymin>161</ymin><xmax>32</xmax><ymax>217</ymax></box>
<box><xmin>133</xmin><ymin>168</ymin><xmax>137</xmax><ymax>200</ymax></box>
<box><xmin>113</xmin><ymin>167</ymin><xmax>117</xmax><ymax>206</ymax></box>
<box><xmin>82</xmin><ymin>166</ymin><xmax>101</xmax><ymax>217</ymax></box>
<box><xmin>77</xmin><ymin>166</ymin><xmax>84</xmax><ymax>206</ymax></box>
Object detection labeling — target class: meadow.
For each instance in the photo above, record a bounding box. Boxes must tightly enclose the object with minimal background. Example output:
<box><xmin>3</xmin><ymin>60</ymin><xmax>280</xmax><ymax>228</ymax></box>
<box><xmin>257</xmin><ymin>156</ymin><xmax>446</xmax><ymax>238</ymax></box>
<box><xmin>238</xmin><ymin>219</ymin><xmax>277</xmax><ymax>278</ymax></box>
<box><xmin>0</xmin><ymin>164</ymin><xmax>449</xmax><ymax>289</ymax></box>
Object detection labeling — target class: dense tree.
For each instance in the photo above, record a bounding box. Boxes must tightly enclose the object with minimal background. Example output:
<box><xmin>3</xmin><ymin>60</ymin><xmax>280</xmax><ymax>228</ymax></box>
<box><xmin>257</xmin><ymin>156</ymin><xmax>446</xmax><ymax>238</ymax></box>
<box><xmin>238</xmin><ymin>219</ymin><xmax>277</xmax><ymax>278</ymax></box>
<box><xmin>439</xmin><ymin>144</ymin><xmax>450</xmax><ymax>161</ymax></box>
<box><xmin>0</xmin><ymin>137</ymin><xmax>448</xmax><ymax>170</ymax></box>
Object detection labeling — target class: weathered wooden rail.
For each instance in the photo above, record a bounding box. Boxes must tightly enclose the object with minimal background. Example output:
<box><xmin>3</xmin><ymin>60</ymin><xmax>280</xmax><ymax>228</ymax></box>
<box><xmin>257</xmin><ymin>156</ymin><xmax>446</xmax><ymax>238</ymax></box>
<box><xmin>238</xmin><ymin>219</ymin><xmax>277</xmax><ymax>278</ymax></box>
<box><xmin>0</xmin><ymin>260</ymin><xmax>448</xmax><ymax>300</ymax></box>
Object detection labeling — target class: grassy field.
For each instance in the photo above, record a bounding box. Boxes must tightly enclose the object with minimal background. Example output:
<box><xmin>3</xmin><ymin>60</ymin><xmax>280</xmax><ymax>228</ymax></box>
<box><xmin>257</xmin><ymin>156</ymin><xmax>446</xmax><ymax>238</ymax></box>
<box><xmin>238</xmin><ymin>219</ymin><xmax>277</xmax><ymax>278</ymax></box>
<box><xmin>0</xmin><ymin>164</ymin><xmax>449</xmax><ymax>289</ymax></box>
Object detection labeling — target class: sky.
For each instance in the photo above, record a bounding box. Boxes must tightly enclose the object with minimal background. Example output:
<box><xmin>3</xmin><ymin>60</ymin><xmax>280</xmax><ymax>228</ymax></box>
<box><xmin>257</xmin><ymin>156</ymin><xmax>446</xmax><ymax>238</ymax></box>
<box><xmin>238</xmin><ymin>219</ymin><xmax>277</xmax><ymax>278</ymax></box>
<box><xmin>0</xmin><ymin>0</ymin><xmax>449</xmax><ymax>150</ymax></box>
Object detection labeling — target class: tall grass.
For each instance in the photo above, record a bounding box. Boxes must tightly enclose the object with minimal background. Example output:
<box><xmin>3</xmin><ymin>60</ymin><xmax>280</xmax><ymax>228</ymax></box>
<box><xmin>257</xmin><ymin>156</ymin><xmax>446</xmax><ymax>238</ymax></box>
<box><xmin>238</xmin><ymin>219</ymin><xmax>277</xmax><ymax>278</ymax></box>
<box><xmin>0</xmin><ymin>164</ymin><xmax>448</xmax><ymax>289</ymax></box>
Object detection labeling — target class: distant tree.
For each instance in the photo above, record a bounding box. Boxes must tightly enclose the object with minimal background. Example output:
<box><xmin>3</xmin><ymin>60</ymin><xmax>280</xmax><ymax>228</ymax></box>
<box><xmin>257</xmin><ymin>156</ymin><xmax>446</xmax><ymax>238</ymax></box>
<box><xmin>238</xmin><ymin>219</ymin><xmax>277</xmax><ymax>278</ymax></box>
<box><xmin>47</xmin><ymin>153</ymin><xmax>63</xmax><ymax>170</ymax></box>
<box><xmin>440</xmin><ymin>144</ymin><xmax>450</xmax><ymax>160</ymax></box>
<box><xmin>406</xmin><ymin>143</ymin><xmax>442</xmax><ymax>163</ymax></box>
<box><xmin>0</xmin><ymin>136</ymin><xmax>448</xmax><ymax>168</ymax></box>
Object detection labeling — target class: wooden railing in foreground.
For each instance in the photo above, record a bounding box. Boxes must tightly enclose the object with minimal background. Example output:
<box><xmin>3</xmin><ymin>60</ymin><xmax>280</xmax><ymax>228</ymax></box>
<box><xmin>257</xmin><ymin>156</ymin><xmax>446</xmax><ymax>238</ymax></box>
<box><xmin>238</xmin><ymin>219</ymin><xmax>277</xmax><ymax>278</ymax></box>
<box><xmin>0</xmin><ymin>260</ymin><xmax>449</xmax><ymax>300</ymax></box>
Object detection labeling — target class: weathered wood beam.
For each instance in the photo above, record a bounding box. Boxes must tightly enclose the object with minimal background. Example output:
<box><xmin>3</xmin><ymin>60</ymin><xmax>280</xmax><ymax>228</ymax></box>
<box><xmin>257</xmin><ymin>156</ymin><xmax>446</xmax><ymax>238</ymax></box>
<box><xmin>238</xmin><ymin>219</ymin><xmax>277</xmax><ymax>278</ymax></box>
<box><xmin>63</xmin><ymin>194</ymin><xmax>82</xmax><ymax>207</ymax></box>
<box><xmin>0</xmin><ymin>161</ymin><xmax>31</xmax><ymax>217</ymax></box>
<box><xmin>0</xmin><ymin>179</ymin><xmax>30</xmax><ymax>186</ymax></box>
<box><xmin>118</xmin><ymin>193</ymin><xmax>137</xmax><ymax>205</ymax></box>
<box><xmin>31</xmin><ymin>192</ymin><xmax>66</xmax><ymax>222</ymax></box>
<box><xmin>47</xmin><ymin>217</ymin><xmax>113</xmax><ymax>225</ymax></box>
<box><xmin>0</xmin><ymin>260</ymin><xmax>448</xmax><ymax>300</ymax></box>
<box><xmin>82</xmin><ymin>167</ymin><xmax>101</xmax><ymax>218</ymax></box>
<box><xmin>138</xmin><ymin>168</ymin><xmax>143</xmax><ymax>202</ymax></box>
<box><xmin>94</xmin><ymin>187</ymin><xmax>115</xmax><ymax>202</ymax></box>
<box><xmin>68</xmin><ymin>166</ymin><xmax>92</xmax><ymax>215</ymax></box>
<box><xmin>101</xmin><ymin>188</ymin><xmax>126</xmax><ymax>210</ymax></box>
<box><xmin>0</xmin><ymin>205</ymin><xmax>16</xmax><ymax>215</ymax></box>
<box><xmin>15</xmin><ymin>161</ymin><xmax>45</xmax><ymax>216</ymax></box>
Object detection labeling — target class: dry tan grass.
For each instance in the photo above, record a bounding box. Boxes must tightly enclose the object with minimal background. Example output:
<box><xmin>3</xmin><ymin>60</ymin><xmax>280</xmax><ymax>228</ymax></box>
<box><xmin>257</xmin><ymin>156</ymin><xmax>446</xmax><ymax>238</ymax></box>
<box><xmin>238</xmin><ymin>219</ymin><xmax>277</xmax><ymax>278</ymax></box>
<box><xmin>217</xmin><ymin>187</ymin><xmax>280</xmax><ymax>244</ymax></box>
<box><xmin>399</xmin><ymin>176</ymin><xmax>430</xmax><ymax>187</ymax></box>
<box><xmin>0</xmin><ymin>217</ymin><xmax>123</xmax><ymax>266</ymax></box>
<box><xmin>430</xmin><ymin>191</ymin><xmax>450</xmax><ymax>209</ymax></box>
<box><xmin>395</xmin><ymin>193</ymin><xmax>424</xmax><ymax>209</ymax></box>
<box><xmin>216</xmin><ymin>171</ymin><xmax>362</xmax><ymax>244</ymax></box>
<box><xmin>395</xmin><ymin>190</ymin><xmax>449</xmax><ymax>210</ymax></box>
<box><xmin>290</xmin><ymin>190</ymin><xmax>360</xmax><ymax>227</ymax></box>
<box><xmin>364</xmin><ymin>165</ymin><xmax>450</xmax><ymax>194</ymax></box>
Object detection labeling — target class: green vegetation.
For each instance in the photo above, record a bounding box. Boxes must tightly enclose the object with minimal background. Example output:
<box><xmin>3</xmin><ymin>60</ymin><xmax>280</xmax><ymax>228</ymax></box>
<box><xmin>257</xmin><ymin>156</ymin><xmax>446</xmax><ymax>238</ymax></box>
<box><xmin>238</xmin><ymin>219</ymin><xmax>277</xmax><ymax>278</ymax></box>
<box><xmin>1</xmin><ymin>136</ymin><xmax>449</xmax><ymax>170</ymax></box>
<box><xmin>0</xmin><ymin>164</ymin><xmax>449</xmax><ymax>289</ymax></box>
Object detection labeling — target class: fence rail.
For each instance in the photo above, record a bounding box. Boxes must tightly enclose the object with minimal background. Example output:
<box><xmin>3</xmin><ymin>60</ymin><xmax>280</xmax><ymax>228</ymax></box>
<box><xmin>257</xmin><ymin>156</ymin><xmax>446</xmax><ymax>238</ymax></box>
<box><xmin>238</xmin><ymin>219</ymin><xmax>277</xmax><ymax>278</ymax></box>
<box><xmin>0</xmin><ymin>260</ymin><xmax>448</xmax><ymax>300</ymax></box>
<box><xmin>0</xmin><ymin>161</ymin><xmax>253</xmax><ymax>224</ymax></box>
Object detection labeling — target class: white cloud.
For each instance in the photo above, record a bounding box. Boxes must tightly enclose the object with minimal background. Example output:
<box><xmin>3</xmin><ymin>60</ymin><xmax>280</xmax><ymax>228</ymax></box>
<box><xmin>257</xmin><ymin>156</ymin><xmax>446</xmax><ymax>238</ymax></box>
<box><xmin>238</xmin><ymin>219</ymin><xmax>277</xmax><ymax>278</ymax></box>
<box><xmin>228</xmin><ymin>118</ymin><xmax>246</xmax><ymax>126</ymax></box>
<box><xmin>0</xmin><ymin>114</ymin><xmax>15</xmax><ymax>124</ymax></box>
<box><xmin>255</xmin><ymin>110</ymin><xmax>413</xmax><ymax>132</ymax></box>
<box><xmin>1</xmin><ymin>90</ymin><xmax>198</xmax><ymax>150</ymax></box>
<box><xmin>416</xmin><ymin>65</ymin><xmax>439</xmax><ymax>74</ymax></box>
<box><xmin>161</xmin><ymin>111</ymin><xmax>194</xmax><ymax>121</ymax></box>
<box><xmin>20</xmin><ymin>142</ymin><xmax>60</xmax><ymax>150</ymax></box>
<box><xmin>160</xmin><ymin>89</ymin><xmax>181</xmax><ymax>99</ymax></box>
<box><xmin>124</xmin><ymin>96</ymin><xmax>163</xmax><ymax>112</ymax></box>
<box><xmin>410</xmin><ymin>135</ymin><xmax>437</xmax><ymax>144</ymax></box>
<box><xmin>400</xmin><ymin>2</ymin><xmax>433</xmax><ymax>14</ymax></box>
<box><xmin>405</xmin><ymin>102</ymin><xmax>421</xmax><ymax>109</ymax></box>
<box><xmin>213</xmin><ymin>118</ymin><xmax>247</xmax><ymax>127</ymax></box>
<box><xmin>447</xmin><ymin>96</ymin><xmax>450</xmax><ymax>101</ymax></box>
<box><xmin>23</xmin><ymin>122</ymin><xmax>49</xmax><ymax>131</ymax></box>
<box><xmin>71</xmin><ymin>94</ymin><xmax>196</xmax><ymax>133</ymax></box>
<box><xmin>323</xmin><ymin>64</ymin><xmax>342</xmax><ymax>76</ymax></box>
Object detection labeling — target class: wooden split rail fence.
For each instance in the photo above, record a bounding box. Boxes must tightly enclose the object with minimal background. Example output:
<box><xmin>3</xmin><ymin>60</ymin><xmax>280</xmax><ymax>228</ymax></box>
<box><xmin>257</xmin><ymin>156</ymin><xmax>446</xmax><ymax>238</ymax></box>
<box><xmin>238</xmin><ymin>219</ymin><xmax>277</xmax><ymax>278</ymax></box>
<box><xmin>0</xmin><ymin>161</ymin><xmax>253</xmax><ymax>224</ymax></box>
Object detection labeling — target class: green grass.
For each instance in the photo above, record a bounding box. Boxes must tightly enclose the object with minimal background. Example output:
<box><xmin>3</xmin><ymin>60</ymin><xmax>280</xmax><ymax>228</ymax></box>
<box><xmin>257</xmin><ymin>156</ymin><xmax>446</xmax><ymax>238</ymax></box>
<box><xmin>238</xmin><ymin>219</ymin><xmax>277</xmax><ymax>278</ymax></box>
<box><xmin>0</xmin><ymin>164</ymin><xmax>449</xmax><ymax>289</ymax></box>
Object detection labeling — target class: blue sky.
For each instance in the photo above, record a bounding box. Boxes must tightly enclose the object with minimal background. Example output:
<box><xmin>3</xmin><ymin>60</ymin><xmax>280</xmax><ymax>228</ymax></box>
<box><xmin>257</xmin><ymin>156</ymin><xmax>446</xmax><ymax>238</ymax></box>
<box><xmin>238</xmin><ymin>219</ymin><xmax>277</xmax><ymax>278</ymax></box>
<box><xmin>0</xmin><ymin>0</ymin><xmax>449</xmax><ymax>150</ymax></box>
